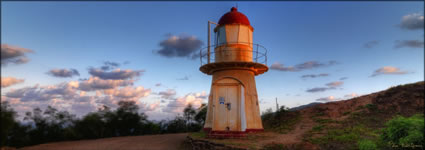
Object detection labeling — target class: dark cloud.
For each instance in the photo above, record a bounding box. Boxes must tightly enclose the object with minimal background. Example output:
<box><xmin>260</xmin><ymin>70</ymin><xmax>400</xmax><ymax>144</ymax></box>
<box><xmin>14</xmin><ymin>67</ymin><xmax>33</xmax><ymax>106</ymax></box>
<box><xmin>394</xmin><ymin>40</ymin><xmax>424</xmax><ymax>49</ymax></box>
<box><xmin>156</xmin><ymin>34</ymin><xmax>203</xmax><ymax>59</ymax></box>
<box><xmin>5</xmin><ymin>82</ymin><xmax>79</xmax><ymax>102</ymax></box>
<box><xmin>271</xmin><ymin>61</ymin><xmax>338</xmax><ymax>72</ymax></box>
<box><xmin>363</xmin><ymin>40</ymin><xmax>379</xmax><ymax>48</ymax></box>
<box><xmin>158</xmin><ymin>89</ymin><xmax>177</xmax><ymax>99</ymax></box>
<box><xmin>78</xmin><ymin>77</ymin><xmax>134</xmax><ymax>91</ymax></box>
<box><xmin>1</xmin><ymin>44</ymin><xmax>33</xmax><ymax>65</ymax></box>
<box><xmin>399</xmin><ymin>13</ymin><xmax>424</xmax><ymax>30</ymax></box>
<box><xmin>306</xmin><ymin>81</ymin><xmax>343</xmax><ymax>93</ymax></box>
<box><xmin>306</xmin><ymin>87</ymin><xmax>333</xmax><ymax>93</ymax></box>
<box><xmin>88</xmin><ymin>68</ymin><xmax>144</xmax><ymax>80</ymax></box>
<box><xmin>101</xmin><ymin>61</ymin><xmax>121</xmax><ymax>71</ymax></box>
<box><xmin>301</xmin><ymin>73</ymin><xmax>329</xmax><ymax>79</ymax></box>
<box><xmin>47</xmin><ymin>68</ymin><xmax>80</xmax><ymax>78</ymax></box>
<box><xmin>370</xmin><ymin>66</ymin><xmax>408</xmax><ymax>77</ymax></box>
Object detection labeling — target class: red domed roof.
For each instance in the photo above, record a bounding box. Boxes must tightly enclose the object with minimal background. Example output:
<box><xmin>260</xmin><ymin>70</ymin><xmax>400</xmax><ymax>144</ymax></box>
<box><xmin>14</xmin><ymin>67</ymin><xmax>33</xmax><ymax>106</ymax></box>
<box><xmin>218</xmin><ymin>7</ymin><xmax>250</xmax><ymax>26</ymax></box>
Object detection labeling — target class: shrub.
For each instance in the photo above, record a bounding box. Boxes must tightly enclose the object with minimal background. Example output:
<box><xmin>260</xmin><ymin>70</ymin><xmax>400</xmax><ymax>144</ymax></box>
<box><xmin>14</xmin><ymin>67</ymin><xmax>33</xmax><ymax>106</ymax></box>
<box><xmin>365</xmin><ymin>104</ymin><xmax>377</xmax><ymax>111</ymax></box>
<box><xmin>312</xmin><ymin>125</ymin><xmax>324</xmax><ymax>132</ymax></box>
<box><xmin>358</xmin><ymin>139</ymin><xmax>377</xmax><ymax>150</ymax></box>
<box><xmin>381</xmin><ymin>114</ymin><xmax>424</xmax><ymax>148</ymax></box>
<box><xmin>263</xmin><ymin>143</ymin><xmax>286</xmax><ymax>150</ymax></box>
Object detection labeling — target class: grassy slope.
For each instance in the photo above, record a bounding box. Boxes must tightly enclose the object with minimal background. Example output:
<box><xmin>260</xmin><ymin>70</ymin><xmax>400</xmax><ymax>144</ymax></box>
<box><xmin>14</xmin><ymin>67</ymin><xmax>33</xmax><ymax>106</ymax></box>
<box><xmin>190</xmin><ymin>81</ymin><xmax>424</xmax><ymax>150</ymax></box>
<box><xmin>302</xmin><ymin>81</ymin><xmax>424</xmax><ymax>150</ymax></box>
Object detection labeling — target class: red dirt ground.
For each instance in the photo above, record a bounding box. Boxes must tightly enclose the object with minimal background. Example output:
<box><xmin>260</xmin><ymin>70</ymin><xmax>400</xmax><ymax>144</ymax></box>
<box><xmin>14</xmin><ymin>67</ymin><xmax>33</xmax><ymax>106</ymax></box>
<box><xmin>18</xmin><ymin>133</ymin><xmax>188</xmax><ymax>150</ymax></box>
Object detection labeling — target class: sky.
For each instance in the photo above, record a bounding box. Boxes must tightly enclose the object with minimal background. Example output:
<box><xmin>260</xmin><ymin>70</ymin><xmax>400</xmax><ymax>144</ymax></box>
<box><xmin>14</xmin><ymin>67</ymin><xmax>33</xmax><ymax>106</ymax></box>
<box><xmin>1</xmin><ymin>2</ymin><xmax>424</xmax><ymax>121</ymax></box>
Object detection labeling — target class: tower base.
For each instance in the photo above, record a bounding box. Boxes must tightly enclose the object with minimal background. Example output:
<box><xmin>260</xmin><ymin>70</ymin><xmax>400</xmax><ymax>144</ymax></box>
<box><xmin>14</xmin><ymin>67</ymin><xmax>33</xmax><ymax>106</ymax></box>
<box><xmin>203</xmin><ymin>128</ymin><xmax>264</xmax><ymax>138</ymax></box>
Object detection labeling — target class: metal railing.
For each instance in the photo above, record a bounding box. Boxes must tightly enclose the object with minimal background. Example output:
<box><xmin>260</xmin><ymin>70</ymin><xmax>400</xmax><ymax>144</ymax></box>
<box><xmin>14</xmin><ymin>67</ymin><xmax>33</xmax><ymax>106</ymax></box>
<box><xmin>200</xmin><ymin>42</ymin><xmax>267</xmax><ymax>66</ymax></box>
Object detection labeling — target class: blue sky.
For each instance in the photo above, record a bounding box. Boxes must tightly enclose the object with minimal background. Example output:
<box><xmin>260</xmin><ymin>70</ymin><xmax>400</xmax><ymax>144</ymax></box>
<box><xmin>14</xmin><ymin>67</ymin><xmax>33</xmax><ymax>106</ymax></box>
<box><xmin>1</xmin><ymin>2</ymin><xmax>424</xmax><ymax>120</ymax></box>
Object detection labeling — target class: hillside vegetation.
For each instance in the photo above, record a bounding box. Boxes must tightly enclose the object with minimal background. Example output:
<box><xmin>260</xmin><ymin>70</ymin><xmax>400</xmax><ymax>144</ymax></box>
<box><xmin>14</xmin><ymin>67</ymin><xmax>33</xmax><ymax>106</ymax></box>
<box><xmin>190</xmin><ymin>81</ymin><xmax>424</xmax><ymax>150</ymax></box>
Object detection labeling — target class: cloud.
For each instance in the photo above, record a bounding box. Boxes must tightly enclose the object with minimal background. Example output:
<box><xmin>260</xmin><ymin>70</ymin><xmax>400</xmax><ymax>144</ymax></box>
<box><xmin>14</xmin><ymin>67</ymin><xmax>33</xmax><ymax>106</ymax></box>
<box><xmin>344</xmin><ymin>93</ymin><xmax>358</xmax><ymax>98</ymax></box>
<box><xmin>325</xmin><ymin>81</ymin><xmax>344</xmax><ymax>88</ymax></box>
<box><xmin>47</xmin><ymin>68</ymin><xmax>80</xmax><ymax>78</ymax></box>
<box><xmin>306</xmin><ymin>87</ymin><xmax>331</xmax><ymax>93</ymax></box>
<box><xmin>370</xmin><ymin>66</ymin><xmax>409</xmax><ymax>77</ymax></box>
<box><xmin>177</xmin><ymin>76</ymin><xmax>189</xmax><ymax>80</ymax></box>
<box><xmin>147</xmin><ymin>101</ymin><xmax>160</xmax><ymax>111</ymax></box>
<box><xmin>103</xmin><ymin>86</ymin><xmax>151</xmax><ymax>101</ymax></box>
<box><xmin>156</xmin><ymin>34</ymin><xmax>203</xmax><ymax>59</ymax></box>
<box><xmin>1</xmin><ymin>44</ymin><xmax>33</xmax><ymax>65</ymax></box>
<box><xmin>5</xmin><ymin>82</ymin><xmax>79</xmax><ymax>102</ymax></box>
<box><xmin>88</xmin><ymin>68</ymin><xmax>144</xmax><ymax>80</ymax></box>
<box><xmin>158</xmin><ymin>89</ymin><xmax>177</xmax><ymax>99</ymax></box>
<box><xmin>316</xmin><ymin>96</ymin><xmax>337</xmax><ymax>102</ymax></box>
<box><xmin>163</xmin><ymin>91</ymin><xmax>207</xmax><ymax>113</ymax></box>
<box><xmin>1</xmin><ymin>77</ymin><xmax>24</xmax><ymax>88</ymax></box>
<box><xmin>78</xmin><ymin>77</ymin><xmax>134</xmax><ymax>91</ymax></box>
<box><xmin>363</xmin><ymin>40</ymin><xmax>379</xmax><ymax>48</ymax></box>
<box><xmin>301</xmin><ymin>73</ymin><xmax>329</xmax><ymax>79</ymax></box>
<box><xmin>271</xmin><ymin>61</ymin><xmax>338</xmax><ymax>72</ymax></box>
<box><xmin>155</xmin><ymin>83</ymin><xmax>162</xmax><ymax>87</ymax></box>
<box><xmin>306</xmin><ymin>81</ymin><xmax>343</xmax><ymax>93</ymax></box>
<box><xmin>339</xmin><ymin>77</ymin><xmax>348</xmax><ymax>80</ymax></box>
<box><xmin>394</xmin><ymin>40</ymin><xmax>424</xmax><ymax>49</ymax></box>
<box><xmin>100</xmin><ymin>61</ymin><xmax>121</xmax><ymax>71</ymax></box>
<box><xmin>399</xmin><ymin>12</ymin><xmax>424</xmax><ymax>30</ymax></box>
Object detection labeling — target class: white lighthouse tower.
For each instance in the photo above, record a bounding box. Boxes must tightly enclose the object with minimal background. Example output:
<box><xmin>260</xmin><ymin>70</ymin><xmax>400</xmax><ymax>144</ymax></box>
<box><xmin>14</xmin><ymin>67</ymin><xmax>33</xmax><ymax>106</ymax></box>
<box><xmin>200</xmin><ymin>7</ymin><xmax>268</xmax><ymax>138</ymax></box>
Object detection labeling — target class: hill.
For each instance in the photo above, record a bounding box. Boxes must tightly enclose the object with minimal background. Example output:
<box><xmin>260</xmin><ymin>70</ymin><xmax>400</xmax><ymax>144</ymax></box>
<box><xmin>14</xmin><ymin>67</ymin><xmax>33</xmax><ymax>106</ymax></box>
<box><xmin>289</xmin><ymin>102</ymin><xmax>321</xmax><ymax>111</ymax></box>
<box><xmin>189</xmin><ymin>81</ymin><xmax>424</xmax><ymax>150</ymax></box>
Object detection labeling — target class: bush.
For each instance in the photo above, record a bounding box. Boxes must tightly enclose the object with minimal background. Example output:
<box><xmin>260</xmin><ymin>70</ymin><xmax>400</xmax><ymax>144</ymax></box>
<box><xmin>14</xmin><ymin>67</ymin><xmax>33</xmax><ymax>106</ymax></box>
<box><xmin>381</xmin><ymin>114</ymin><xmax>424</xmax><ymax>148</ymax></box>
<box><xmin>358</xmin><ymin>139</ymin><xmax>377</xmax><ymax>150</ymax></box>
<box><xmin>263</xmin><ymin>142</ymin><xmax>286</xmax><ymax>150</ymax></box>
<box><xmin>365</xmin><ymin>104</ymin><xmax>377</xmax><ymax>111</ymax></box>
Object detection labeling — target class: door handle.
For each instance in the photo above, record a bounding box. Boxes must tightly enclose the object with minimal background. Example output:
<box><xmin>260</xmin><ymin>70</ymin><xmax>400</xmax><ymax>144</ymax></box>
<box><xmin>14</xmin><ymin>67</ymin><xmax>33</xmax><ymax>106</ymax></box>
<box><xmin>226</xmin><ymin>103</ymin><xmax>231</xmax><ymax>110</ymax></box>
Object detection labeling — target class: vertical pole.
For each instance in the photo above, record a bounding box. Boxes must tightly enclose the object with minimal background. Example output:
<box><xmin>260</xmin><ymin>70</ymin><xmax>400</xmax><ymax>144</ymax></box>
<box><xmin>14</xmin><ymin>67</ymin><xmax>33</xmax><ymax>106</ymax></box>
<box><xmin>256</xmin><ymin>45</ymin><xmax>259</xmax><ymax>62</ymax></box>
<box><xmin>207</xmin><ymin>21</ymin><xmax>211</xmax><ymax>64</ymax></box>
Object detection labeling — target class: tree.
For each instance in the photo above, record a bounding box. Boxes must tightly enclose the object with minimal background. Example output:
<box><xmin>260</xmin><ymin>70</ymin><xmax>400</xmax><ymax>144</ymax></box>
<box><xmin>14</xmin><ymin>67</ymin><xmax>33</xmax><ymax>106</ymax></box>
<box><xmin>1</xmin><ymin>101</ymin><xmax>17</xmax><ymax>146</ymax></box>
<box><xmin>165</xmin><ymin>115</ymin><xmax>187</xmax><ymax>133</ymax></box>
<box><xmin>194</xmin><ymin>104</ymin><xmax>207</xmax><ymax>126</ymax></box>
<box><xmin>381</xmin><ymin>114</ymin><xmax>424</xmax><ymax>148</ymax></box>
<box><xmin>183</xmin><ymin>104</ymin><xmax>196</xmax><ymax>131</ymax></box>
<box><xmin>108</xmin><ymin>101</ymin><xmax>147</xmax><ymax>136</ymax></box>
<box><xmin>74</xmin><ymin>112</ymin><xmax>106</xmax><ymax>139</ymax></box>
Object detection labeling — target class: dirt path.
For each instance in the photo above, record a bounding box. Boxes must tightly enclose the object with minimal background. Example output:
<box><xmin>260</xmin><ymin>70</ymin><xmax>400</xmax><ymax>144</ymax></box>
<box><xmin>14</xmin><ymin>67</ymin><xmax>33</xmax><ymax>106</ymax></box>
<box><xmin>19</xmin><ymin>133</ymin><xmax>188</xmax><ymax>150</ymax></box>
<box><xmin>259</xmin><ymin>113</ymin><xmax>316</xmax><ymax>145</ymax></box>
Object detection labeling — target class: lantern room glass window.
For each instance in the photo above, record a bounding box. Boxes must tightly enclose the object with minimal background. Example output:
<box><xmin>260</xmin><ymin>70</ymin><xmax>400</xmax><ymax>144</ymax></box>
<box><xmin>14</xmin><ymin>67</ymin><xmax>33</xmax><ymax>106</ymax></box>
<box><xmin>215</xmin><ymin>25</ymin><xmax>253</xmax><ymax>47</ymax></box>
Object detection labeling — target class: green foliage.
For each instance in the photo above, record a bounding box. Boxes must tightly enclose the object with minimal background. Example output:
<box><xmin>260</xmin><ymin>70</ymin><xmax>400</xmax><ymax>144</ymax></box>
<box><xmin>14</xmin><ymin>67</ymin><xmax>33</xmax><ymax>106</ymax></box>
<box><xmin>263</xmin><ymin>143</ymin><xmax>286</xmax><ymax>150</ymax></box>
<box><xmin>2</xmin><ymin>101</ymin><xmax>208</xmax><ymax>148</ymax></box>
<box><xmin>194</xmin><ymin>104</ymin><xmax>207</xmax><ymax>126</ymax></box>
<box><xmin>1</xmin><ymin>101</ymin><xmax>17</xmax><ymax>147</ymax></box>
<box><xmin>310</xmin><ymin>124</ymin><xmax>377</xmax><ymax>145</ymax></box>
<box><xmin>190</xmin><ymin>132</ymin><xmax>206</xmax><ymax>139</ymax></box>
<box><xmin>380</xmin><ymin>114</ymin><xmax>424</xmax><ymax>148</ymax></box>
<box><xmin>343</xmin><ymin>111</ymin><xmax>351</xmax><ymax>116</ymax></box>
<box><xmin>365</xmin><ymin>104</ymin><xmax>377</xmax><ymax>111</ymax></box>
<box><xmin>312</xmin><ymin>125</ymin><xmax>324</xmax><ymax>132</ymax></box>
<box><xmin>358</xmin><ymin>139</ymin><xmax>377</xmax><ymax>150</ymax></box>
<box><xmin>262</xmin><ymin>106</ymin><xmax>301</xmax><ymax>134</ymax></box>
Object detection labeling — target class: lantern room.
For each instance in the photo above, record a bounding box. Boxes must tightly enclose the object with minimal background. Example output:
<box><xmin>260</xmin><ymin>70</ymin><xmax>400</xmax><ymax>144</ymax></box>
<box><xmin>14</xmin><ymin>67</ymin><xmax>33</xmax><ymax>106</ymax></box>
<box><xmin>214</xmin><ymin>7</ymin><xmax>254</xmax><ymax>62</ymax></box>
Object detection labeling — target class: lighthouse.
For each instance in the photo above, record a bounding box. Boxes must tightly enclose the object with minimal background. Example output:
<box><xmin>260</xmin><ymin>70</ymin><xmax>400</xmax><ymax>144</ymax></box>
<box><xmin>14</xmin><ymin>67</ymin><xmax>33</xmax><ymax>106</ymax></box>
<box><xmin>200</xmin><ymin>7</ymin><xmax>268</xmax><ymax>137</ymax></box>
